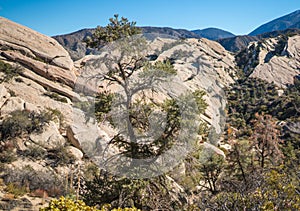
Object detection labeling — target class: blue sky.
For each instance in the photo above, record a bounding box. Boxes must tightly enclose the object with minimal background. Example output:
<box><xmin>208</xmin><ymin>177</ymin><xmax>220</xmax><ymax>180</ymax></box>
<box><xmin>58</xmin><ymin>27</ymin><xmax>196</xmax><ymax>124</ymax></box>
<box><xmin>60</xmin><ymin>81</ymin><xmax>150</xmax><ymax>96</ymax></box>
<box><xmin>0</xmin><ymin>0</ymin><xmax>299</xmax><ymax>36</ymax></box>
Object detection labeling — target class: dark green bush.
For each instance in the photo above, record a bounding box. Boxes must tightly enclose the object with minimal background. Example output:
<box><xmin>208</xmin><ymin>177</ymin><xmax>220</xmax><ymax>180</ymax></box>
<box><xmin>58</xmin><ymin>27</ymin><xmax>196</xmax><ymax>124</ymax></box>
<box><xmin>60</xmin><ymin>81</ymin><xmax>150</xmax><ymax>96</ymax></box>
<box><xmin>47</xmin><ymin>145</ymin><xmax>76</xmax><ymax>166</ymax></box>
<box><xmin>44</xmin><ymin>91</ymin><xmax>68</xmax><ymax>103</ymax></box>
<box><xmin>0</xmin><ymin>110</ymin><xmax>53</xmax><ymax>140</ymax></box>
<box><xmin>20</xmin><ymin>145</ymin><xmax>46</xmax><ymax>160</ymax></box>
<box><xmin>0</xmin><ymin>60</ymin><xmax>23</xmax><ymax>83</ymax></box>
<box><xmin>95</xmin><ymin>91</ymin><xmax>114</xmax><ymax>121</ymax></box>
<box><xmin>0</xmin><ymin>149</ymin><xmax>17</xmax><ymax>163</ymax></box>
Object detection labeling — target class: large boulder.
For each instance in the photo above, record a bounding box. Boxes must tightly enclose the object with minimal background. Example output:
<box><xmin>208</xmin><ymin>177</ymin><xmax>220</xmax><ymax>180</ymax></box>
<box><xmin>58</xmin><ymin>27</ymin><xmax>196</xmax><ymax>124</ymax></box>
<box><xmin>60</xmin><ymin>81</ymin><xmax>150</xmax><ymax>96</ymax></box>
<box><xmin>1</xmin><ymin>97</ymin><xmax>25</xmax><ymax>115</ymax></box>
<box><xmin>29</xmin><ymin>121</ymin><xmax>65</xmax><ymax>149</ymax></box>
<box><xmin>0</xmin><ymin>17</ymin><xmax>74</xmax><ymax>70</ymax></box>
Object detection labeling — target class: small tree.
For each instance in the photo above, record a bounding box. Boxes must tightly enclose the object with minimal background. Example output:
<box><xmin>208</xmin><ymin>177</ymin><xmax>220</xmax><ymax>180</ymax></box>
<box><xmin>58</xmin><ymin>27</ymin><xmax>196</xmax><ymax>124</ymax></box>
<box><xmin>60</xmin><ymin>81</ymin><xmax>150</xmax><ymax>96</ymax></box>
<box><xmin>251</xmin><ymin>114</ymin><xmax>283</xmax><ymax>169</ymax></box>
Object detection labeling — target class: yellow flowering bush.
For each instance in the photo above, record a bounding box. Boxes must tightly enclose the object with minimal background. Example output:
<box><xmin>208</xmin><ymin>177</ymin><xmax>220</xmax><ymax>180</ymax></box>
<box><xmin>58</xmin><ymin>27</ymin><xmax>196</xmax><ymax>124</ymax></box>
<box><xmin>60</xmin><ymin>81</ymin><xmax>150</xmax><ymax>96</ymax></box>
<box><xmin>40</xmin><ymin>196</ymin><xmax>141</xmax><ymax>211</ymax></box>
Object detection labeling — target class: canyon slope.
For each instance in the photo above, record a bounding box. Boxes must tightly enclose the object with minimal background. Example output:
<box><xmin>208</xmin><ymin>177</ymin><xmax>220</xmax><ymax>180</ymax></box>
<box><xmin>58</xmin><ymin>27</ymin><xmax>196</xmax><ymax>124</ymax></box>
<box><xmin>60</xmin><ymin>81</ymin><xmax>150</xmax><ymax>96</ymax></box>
<box><xmin>0</xmin><ymin>16</ymin><xmax>300</xmax><ymax>210</ymax></box>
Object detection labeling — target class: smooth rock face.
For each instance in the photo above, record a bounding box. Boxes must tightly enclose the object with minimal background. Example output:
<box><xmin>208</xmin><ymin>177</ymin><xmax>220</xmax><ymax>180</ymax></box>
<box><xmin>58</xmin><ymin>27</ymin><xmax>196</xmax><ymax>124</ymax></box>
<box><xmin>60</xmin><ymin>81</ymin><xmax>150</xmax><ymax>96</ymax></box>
<box><xmin>0</xmin><ymin>84</ymin><xmax>10</xmax><ymax>108</ymax></box>
<box><xmin>65</xmin><ymin>146</ymin><xmax>84</xmax><ymax>160</ymax></box>
<box><xmin>2</xmin><ymin>51</ymin><xmax>76</xmax><ymax>87</ymax></box>
<box><xmin>29</xmin><ymin>121</ymin><xmax>66</xmax><ymax>149</ymax></box>
<box><xmin>0</xmin><ymin>17</ymin><xmax>74</xmax><ymax>70</ymax></box>
<box><xmin>1</xmin><ymin>97</ymin><xmax>25</xmax><ymax>115</ymax></box>
<box><xmin>249</xmin><ymin>35</ymin><xmax>300</xmax><ymax>87</ymax></box>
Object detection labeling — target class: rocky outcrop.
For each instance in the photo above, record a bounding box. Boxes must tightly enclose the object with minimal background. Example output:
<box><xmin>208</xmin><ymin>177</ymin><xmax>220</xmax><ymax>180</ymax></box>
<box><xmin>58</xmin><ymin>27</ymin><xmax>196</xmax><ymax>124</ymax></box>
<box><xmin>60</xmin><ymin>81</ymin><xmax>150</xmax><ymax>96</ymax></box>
<box><xmin>29</xmin><ymin>121</ymin><xmax>66</xmax><ymax>149</ymax></box>
<box><xmin>1</xmin><ymin>97</ymin><xmax>25</xmax><ymax>115</ymax></box>
<box><xmin>0</xmin><ymin>17</ymin><xmax>73</xmax><ymax>70</ymax></box>
<box><xmin>0</xmin><ymin>17</ymin><xmax>78</xmax><ymax>97</ymax></box>
<box><xmin>71</xmin><ymin>36</ymin><xmax>236</xmax><ymax>164</ymax></box>
<box><xmin>2</xmin><ymin>51</ymin><xmax>76</xmax><ymax>87</ymax></box>
<box><xmin>249</xmin><ymin>35</ymin><xmax>300</xmax><ymax>87</ymax></box>
<box><xmin>0</xmin><ymin>20</ymin><xmax>84</xmax><ymax>131</ymax></box>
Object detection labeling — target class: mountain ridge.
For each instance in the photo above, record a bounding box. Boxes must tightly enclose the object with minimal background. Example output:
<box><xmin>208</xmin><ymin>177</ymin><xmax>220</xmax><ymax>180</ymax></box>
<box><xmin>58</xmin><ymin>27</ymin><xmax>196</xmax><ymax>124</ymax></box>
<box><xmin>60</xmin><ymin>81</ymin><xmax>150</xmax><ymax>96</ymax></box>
<box><xmin>192</xmin><ymin>27</ymin><xmax>235</xmax><ymax>40</ymax></box>
<box><xmin>249</xmin><ymin>9</ymin><xmax>300</xmax><ymax>36</ymax></box>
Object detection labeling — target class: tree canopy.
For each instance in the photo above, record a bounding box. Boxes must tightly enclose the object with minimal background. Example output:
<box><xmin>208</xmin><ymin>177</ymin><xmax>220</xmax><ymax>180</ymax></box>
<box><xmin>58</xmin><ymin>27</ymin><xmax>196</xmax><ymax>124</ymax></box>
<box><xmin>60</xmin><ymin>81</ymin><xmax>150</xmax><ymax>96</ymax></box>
<box><xmin>86</xmin><ymin>14</ymin><xmax>142</xmax><ymax>48</ymax></box>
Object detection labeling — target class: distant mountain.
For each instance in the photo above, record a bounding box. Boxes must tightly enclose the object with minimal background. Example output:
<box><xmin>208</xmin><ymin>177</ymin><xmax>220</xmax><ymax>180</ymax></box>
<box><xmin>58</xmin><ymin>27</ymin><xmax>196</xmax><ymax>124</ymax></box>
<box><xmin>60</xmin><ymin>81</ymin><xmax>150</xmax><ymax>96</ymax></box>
<box><xmin>290</xmin><ymin>21</ymin><xmax>300</xmax><ymax>29</ymax></box>
<box><xmin>249</xmin><ymin>10</ymin><xmax>300</xmax><ymax>36</ymax></box>
<box><xmin>141</xmin><ymin>27</ymin><xmax>201</xmax><ymax>39</ymax></box>
<box><xmin>53</xmin><ymin>27</ymin><xmax>202</xmax><ymax>60</ymax></box>
<box><xmin>192</xmin><ymin>28</ymin><xmax>235</xmax><ymax>40</ymax></box>
<box><xmin>218</xmin><ymin>35</ymin><xmax>260</xmax><ymax>52</ymax></box>
<box><xmin>53</xmin><ymin>28</ymin><xmax>97</xmax><ymax>61</ymax></box>
<box><xmin>218</xmin><ymin>28</ymin><xmax>300</xmax><ymax>52</ymax></box>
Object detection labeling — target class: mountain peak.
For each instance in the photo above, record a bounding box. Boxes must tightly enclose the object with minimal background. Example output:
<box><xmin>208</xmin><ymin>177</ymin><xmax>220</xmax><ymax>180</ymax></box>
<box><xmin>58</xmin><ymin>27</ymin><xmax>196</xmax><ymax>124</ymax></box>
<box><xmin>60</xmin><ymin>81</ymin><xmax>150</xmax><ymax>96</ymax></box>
<box><xmin>249</xmin><ymin>9</ymin><xmax>300</xmax><ymax>36</ymax></box>
<box><xmin>192</xmin><ymin>28</ymin><xmax>235</xmax><ymax>40</ymax></box>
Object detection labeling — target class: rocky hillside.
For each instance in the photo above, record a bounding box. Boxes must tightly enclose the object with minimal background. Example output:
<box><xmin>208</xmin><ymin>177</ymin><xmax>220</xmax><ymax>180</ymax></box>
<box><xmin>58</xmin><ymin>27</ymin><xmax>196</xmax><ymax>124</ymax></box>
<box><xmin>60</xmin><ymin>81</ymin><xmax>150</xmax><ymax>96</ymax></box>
<box><xmin>53</xmin><ymin>27</ymin><xmax>201</xmax><ymax>60</ymax></box>
<box><xmin>0</xmin><ymin>17</ymin><xmax>85</xmax><ymax>210</ymax></box>
<box><xmin>218</xmin><ymin>28</ymin><xmax>300</xmax><ymax>52</ymax></box>
<box><xmin>235</xmin><ymin>33</ymin><xmax>300</xmax><ymax>87</ymax></box>
<box><xmin>0</xmin><ymin>17</ymin><xmax>236</xmax><ymax>210</ymax></box>
<box><xmin>1</xmin><ymin>16</ymin><xmax>300</xmax><ymax>210</ymax></box>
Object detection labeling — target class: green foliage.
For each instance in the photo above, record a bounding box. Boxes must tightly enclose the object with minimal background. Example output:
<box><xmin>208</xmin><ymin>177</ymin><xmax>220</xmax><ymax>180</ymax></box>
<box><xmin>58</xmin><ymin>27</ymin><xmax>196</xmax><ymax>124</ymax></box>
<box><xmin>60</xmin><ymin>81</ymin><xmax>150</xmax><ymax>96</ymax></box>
<box><xmin>0</xmin><ymin>60</ymin><xmax>23</xmax><ymax>83</ymax></box>
<box><xmin>46</xmin><ymin>108</ymin><xmax>65</xmax><ymax>127</ymax></box>
<box><xmin>44</xmin><ymin>91</ymin><xmax>68</xmax><ymax>103</ymax></box>
<box><xmin>83</xmin><ymin>170</ymin><xmax>179</xmax><ymax>210</ymax></box>
<box><xmin>20</xmin><ymin>144</ymin><xmax>46</xmax><ymax>160</ymax></box>
<box><xmin>47</xmin><ymin>145</ymin><xmax>76</xmax><ymax>166</ymax></box>
<box><xmin>5</xmin><ymin>182</ymin><xmax>28</xmax><ymax>197</ymax></box>
<box><xmin>198</xmin><ymin>150</ymin><xmax>224</xmax><ymax>194</ymax></box>
<box><xmin>144</xmin><ymin>59</ymin><xmax>177</xmax><ymax>75</ymax></box>
<box><xmin>204</xmin><ymin>169</ymin><xmax>300</xmax><ymax>210</ymax></box>
<box><xmin>193</xmin><ymin>90</ymin><xmax>208</xmax><ymax>114</ymax></box>
<box><xmin>0</xmin><ymin>110</ymin><xmax>54</xmax><ymax>140</ymax></box>
<box><xmin>95</xmin><ymin>91</ymin><xmax>115</xmax><ymax>122</ymax></box>
<box><xmin>0</xmin><ymin>149</ymin><xmax>17</xmax><ymax>163</ymax></box>
<box><xmin>235</xmin><ymin>43</ymin><xmax>260</xmax><ymax>76</ymax></box>
<box><xmin>226</xmin><ymin>78</ymin><xmax>278</xmax><ymax>137</ymax></box>
<box><xmin>86</xmin><ymin>14</ymin><xmax>142</xmax><ymax>48</ymax></box>
<box><xmin>226</xmin><ymin>77</ymin><xmax>300</xmax><ymax>151</ymax></box>
<box><xmin>3</xmin><ymin>165</ymin><xmax>67</xmax><ymax>197</ymax></box>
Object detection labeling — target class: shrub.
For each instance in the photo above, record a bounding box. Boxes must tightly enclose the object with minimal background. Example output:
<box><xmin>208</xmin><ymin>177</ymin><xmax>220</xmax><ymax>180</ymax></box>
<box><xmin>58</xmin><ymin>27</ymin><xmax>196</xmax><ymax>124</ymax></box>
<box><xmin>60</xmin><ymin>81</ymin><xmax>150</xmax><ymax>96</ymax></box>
<box><xmin>144</xmin><ymin>59</ymin><xmax>177</xmax><ymax>74</ymax></box>
<box><xmin>2</xmin><ymin>165</ymin><xmax>67</xmax><ymax>197</ymax></box>
<box><xmin>0</xmin><ymin>149</ymin><xmax>17</xmax><ymax>163</ymax></box>
<box><xmin>5</xmin><ymin>182</ymin><xmax>28</xmax><ymax>197</ymax></box>
<box><xmin>0</xmin><ymin>110</ymin><xmax>54</xmax><ymax>140</ymax></box>
<box><xmin>85</xmin><ymin>14</ymin><xmax>142</xmax><ymax>48</ymax></box>
<box><xmin>95</xmin><ymin>91</ymin><xmax>114</xmax><ymax>122</ymax></box>
<box><xmin>40</xmin><ymin>196</ymin><xmax>99</xmax><ymax>211</ymax></box>
<box><xmin>45</xmin><ymin>108</ymin><xmax>65</xmax><ymax>128</ymax></box>
<box><xmin>0</xmin><ymin>60</ymin><xmax>23</xmax><ymax>83</ymax></box>
<box><xmin>40</xmin><ymin>196</ymin><xmax>141</xmax><ymax>211</ymax></box>
<box><xmin>44</xmin><ymin>91</ymin><xmax>68</xmax><ymax>103</ymax></box>
<box><xmin>20</xmin><ymin>144</ymin><xmax>46</xmax><ymax>160</ymax></box>
<box><xmin>47</xmin><ymin>145</ymin><xmax>76</xmax><ymax>166</ymax></box>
